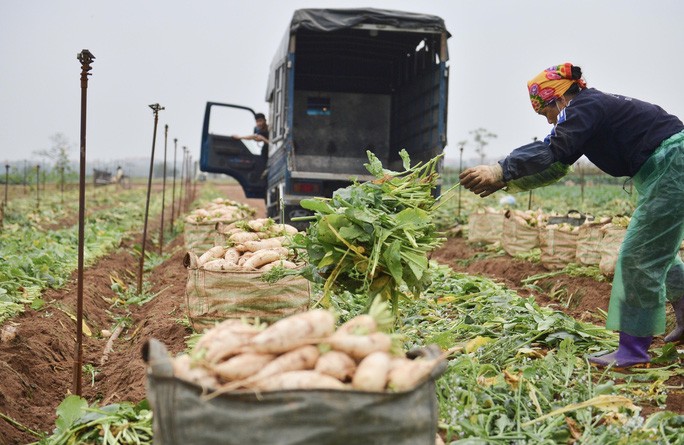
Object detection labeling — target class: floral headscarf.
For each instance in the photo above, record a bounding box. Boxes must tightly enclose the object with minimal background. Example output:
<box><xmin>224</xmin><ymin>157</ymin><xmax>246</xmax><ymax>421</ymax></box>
<box><xmin>527</xmin><ymin>63</ymin><xmax>587</xmax><ymax>112</ymax></box>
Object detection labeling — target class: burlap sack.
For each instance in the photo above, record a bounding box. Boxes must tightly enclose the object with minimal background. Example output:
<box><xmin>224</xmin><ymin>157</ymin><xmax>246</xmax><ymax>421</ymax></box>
<box><xmin>599</xmin><ymin>224</ymin><xmax>627</xmax><ymax>276</ymax></box>
<box><xmin>185</xmin><ymin>268</ymin><xmax>310</xmax><ymax>330</ymax></box>
<box><xmin>501</xmin><ymin>212</ymin><xmax>539</xmax><ymax>257</ymax></box>
<box><xmin>184</xmin><ymin>221</ymin><xmax>222</xmax><ymax>256</ymax></box>
<box><xmin>467</xmin><ymin>209</ymin><xmax>504</xmax><ymax>245</ymax></box>
<box><xmin>540</xmin><ymin>227</ymin><xmax>579</xmax><ymax>270</ymax></box>
<box><xmin>575</xmin><ymin>222</ymin><xmax>606</xmax><ymax>266</ymax></box>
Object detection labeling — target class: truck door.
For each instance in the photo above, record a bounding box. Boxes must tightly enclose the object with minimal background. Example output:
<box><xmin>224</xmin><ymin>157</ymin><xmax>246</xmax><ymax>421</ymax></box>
<box><xmin>199</xmin><ymin>102</ymin><xmax>267</xmax><ymax>199</ymax></box>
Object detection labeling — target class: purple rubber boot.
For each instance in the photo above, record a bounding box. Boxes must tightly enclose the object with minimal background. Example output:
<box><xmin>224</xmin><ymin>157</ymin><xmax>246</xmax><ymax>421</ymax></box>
<box><xmin>588</xmin><ymin>331</ymin><xmax>652</xmax><ymax>369</ymax></box>
<box><xmin>664</xmin><ymin>297</ymin><xmax>684</xmax><ymax>344</ymax></box>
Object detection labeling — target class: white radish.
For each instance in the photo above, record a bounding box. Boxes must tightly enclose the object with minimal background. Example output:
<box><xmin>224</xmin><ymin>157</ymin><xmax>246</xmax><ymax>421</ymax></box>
<box><xmin>228</xmin><ymin>231</ymin><xmax>260</xmax><ymax>244</ymax></box>
<box><xmin>202</xmin><ymin>259</ymin><xmax>241</xmax><ymax>271</ymax></box>
<box><xmin>247</xmin><ymin>218</ymin><xmax>270</xmax><ymax>232</ymax></box>
<box><xmin>172</xmin><ymin>355</ymin><xmax>218</xmax><ymax>388</ymax></box>
<box><xmin>198</xmin><ymin>246</ymin><xmax>226</xmax><ymax>266</ymax></box>
<box><xmin>242</xmin><ymin>238</ymin><xmax>285</xmax><ymax>253</ymax></box>
<box><xmin>253</xmin><ymin>345</ymin><xmax>320</xmax><ymax>379</ymax></box>
<box><xmin>217</xmin><ymin>345</ymin><xmax>321</xmax><ymax>392</ymax></box>
<box><xmin>268</xmin><ymin>223</ymin><xmax>299</xmax><ymax>236</ymax></box>
<box><xmin>315</xmin><ymin>350</ymin><xmax>357</xmax><ymax>382</ymax></box>
<box><xmin>352</xmin><ymin>351</ymin><xmax>392</xmax><ymax>391</ymax></box>
<box><xmin>328</xmin><ymin>332</ymin><xmax>392</xmax><ymax>361</ymax></box>
<box><xmin>237</xmin><ymin>251</ymin><xmax>254</xmax><ymax>266</ymax></box>
<box><xmin>336</xmin><ymin>314</ymin><xmax>377</xmax><ymax>336</ymax></box>
<box><xmin>196</xmin><ymin>321</ymin><xmax>262</xmax><ymax>364</ymax></box>
<box><xmin>242</xmin><ymin>249</ymin><xmax>284</xmax><ymax>269</ymax></box>
<box><xmin>250</xmin><ymin>309</ymin><xmax>336</xmax><ymax>354</ymax></box>
<box><xmin>223</xmin><ymin>247</ymin><xmax>240</xmax><ymax>265</ymax></box>
<box><xmin>212</xmin><ymin>352</ymin><xmax>276</xmax><ymax>381</ymax></box>
<box><xmin>254</xmin><ymin>370</ymin><xmax>347</xmax><ymax>391</ymax></box>
<box><xmin>259</xmin><ymin>259</ymin><xmax>298</xmax><ymax>271</ymax></box>
<box><xmin>387</xmin><ymin>358</ymin><xmax>439</xmax><ymax>392</ymax></box>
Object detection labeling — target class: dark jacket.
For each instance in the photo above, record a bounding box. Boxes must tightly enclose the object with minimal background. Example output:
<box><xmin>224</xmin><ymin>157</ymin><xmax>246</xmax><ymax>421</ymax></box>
<box><xmin>500</xmin><ymin>88</ymin><xmax>684</xmax><ymax>181</ymax></box>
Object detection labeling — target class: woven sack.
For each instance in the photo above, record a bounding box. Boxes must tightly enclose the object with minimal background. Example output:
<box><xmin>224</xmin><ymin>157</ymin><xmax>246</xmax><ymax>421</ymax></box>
<box><xmin>185</xmin><ymin>267</ymin><xmax>310</xmax><ymax>330</ymax></box>
<box><xmin>598</xmin><ymin>224</ymin><xmax>627</xmax><ymax>276</ymax></box>
<box><xmin>575</xmin><ymin>222</ymin><xmax>606</xmax><ymax>266</ymax></box>
<box><xmin>184</xmin><ymin>221</ymin><xmax>222</xmax><ymax>256</ymax></box>
<box><xmin>540</xmin><ymin>226</ymin><xmax>579</xmax><ymax>270</ymax></box>
<box><xmin>467</xmin><ymin>209</ymin><xmax>503</xmax><ymax>245</ymax></box>
<box><xmin>501</xmin><ymin>211</ymin><xmax>539</xmax><ymax>257</ymax></box>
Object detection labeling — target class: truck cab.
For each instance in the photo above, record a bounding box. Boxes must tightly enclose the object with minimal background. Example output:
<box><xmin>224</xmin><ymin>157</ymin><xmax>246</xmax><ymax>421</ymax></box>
<box><xmin>200</xmin><ymin>8</ymin><xmax>450</xmax><ymax>226</ymax></box>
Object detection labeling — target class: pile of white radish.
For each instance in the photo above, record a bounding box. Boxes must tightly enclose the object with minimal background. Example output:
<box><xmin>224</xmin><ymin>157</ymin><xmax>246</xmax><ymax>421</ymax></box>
<box><xmin>185</xmin><ymin>198</ymin><xmax>255</xmax><ymax>224</ymax></box>
<box><xmin>186</xmin><ymin>218</ymin><xmax>301</xmax><ymax>272</ymax></box>
<box><xmin>172</xmin><ymin>309</ymin><xmax>444</xmax><ymax>394</ymax></box>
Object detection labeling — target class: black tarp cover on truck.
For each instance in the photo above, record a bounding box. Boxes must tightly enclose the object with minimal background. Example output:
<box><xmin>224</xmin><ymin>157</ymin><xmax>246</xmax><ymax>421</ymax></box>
<box><xmin>266</xmin><ymin>7</ymin><xmax>450</xmax><ymax>100</ymax></box>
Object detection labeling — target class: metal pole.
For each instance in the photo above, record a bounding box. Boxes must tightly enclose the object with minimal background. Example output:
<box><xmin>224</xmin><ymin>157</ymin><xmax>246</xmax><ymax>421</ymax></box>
<box><xmin>170</xmin><ymin>138</ymin><xmax>177</xmax><ymax>232</ymax></box>
<box><xmin>73</xmin><ymin>48</ymin><xmax>94</xmax><ymax>397</ymax></box>
<box><xmin>178</xmin><ymin>146</ymin><xmax>186</xmax><ymax>216</ymax></box>
<box><xmin>4</xmin><ymin>164</ymin><xmax>9</xmax><ymax>206</ymax></box>
<box><xmin>185</xmin><ymin>153</ymin><xmax>192</xmax><ymax>211</ymax></box>
<box><xmin>457</xmin><ymin>145</ymin><xmax>464</xmax><ymax>218</ymax></box>
<box><xmin>35</xmin><ymin>165</ymin><xmax>40</xmax><ymax>210</ymax></box>
<box><xmin>193</xmin><ymin>159</ymin><xmax>198</xmax><ymax>203</ymax></box>
<box><xmin>159</xmin><ymin>124</ymin><xmax>168</xmax><ymax>255</ymax></box>
<box><xmin>138</xmin><ymin>103</ymin><xmax>164</xmax><ymax>294</ymax></box>
<box><xmin>60</xmin><ymin>166</ymin><xmax>65</xmax><ymax>204</ymax></box>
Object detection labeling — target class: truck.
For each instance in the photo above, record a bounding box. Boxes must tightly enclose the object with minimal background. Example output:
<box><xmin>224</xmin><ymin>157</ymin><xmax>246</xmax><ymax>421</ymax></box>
<box><xmin>200</xmin><ymin>8</ymin><xmax>450</xmax><ymax>226</ymax></box>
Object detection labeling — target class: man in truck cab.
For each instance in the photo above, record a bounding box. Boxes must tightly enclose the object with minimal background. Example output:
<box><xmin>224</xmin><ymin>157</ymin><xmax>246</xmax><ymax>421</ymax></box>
<box><xmin>232</xmin><ymin>112</ymin><xmax>270</xmax><ymax>160</ymax></box>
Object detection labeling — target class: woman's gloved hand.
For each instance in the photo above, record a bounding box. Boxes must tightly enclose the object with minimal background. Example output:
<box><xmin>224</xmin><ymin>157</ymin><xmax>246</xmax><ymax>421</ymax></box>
<box><xmin>459</xmin><ymin>163</ymin><xmax>505</xmax><ymax>197</ymax></box>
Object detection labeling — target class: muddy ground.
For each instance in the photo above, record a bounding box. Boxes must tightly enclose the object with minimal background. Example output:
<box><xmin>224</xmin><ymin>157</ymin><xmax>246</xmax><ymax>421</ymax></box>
<box><xmin>0</xmin><ymin>184</ymin><xmax>681</xmax><ymax>444</ymax></box>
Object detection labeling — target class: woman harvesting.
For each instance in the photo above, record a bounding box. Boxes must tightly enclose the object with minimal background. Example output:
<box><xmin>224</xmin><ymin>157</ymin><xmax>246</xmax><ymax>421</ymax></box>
<box><xmin>460</xmin><ymin>63</ymin><xmax>684</xmax><ymax>368</ymax></box>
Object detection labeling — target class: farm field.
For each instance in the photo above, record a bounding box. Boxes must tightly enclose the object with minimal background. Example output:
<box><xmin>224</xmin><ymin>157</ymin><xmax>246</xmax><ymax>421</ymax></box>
<box><xmin>1</xmin><ymin>178</ymin><xmax>683</xmax><ymax>444</ymax></box>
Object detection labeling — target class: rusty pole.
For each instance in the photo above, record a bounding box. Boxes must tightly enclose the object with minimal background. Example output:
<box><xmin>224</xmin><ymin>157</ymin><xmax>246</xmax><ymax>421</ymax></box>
<box><xmin>159</xmin><ymin>124</ymin><xmax>168</xmax><ymax>255</ymax></box>
<box><xmin>186</xmin><ymin>154</ymin><xmax>192</xmax><ymax>209</ymax></box>
<box><xmin>193</xmin><ymin>159</ymin><xmax>198</xmax><ymax>204</ymax></box>
<box><xmin>186</xmin><ymin>153</ymin><xmax>192</xmax><ymax>211</ymax></box>
<box><xmin>4</xmin><ymin>164</ymin><xmax>9</xmax><ymax>206</ymax></box>
<box><xmin>170</xmin><ymin>138</ymin><xmax>177</xmax><ymax>232</ymax></box>
<box><xmin>457</xmin><ymin>145</ymin><xmax>464</xmax><ymax>218</ymax></box>
<box><xmin>138</xmin><ymin>103</ymin><xmax>164</xmax><ymax>294</ymax></box>
<box><xmin>35</xmin><ymin>165</ymin><xmax>40</xmax><ymax>210</ymax></box>
<box><xmin>178</xmin><ymin>146</ymin><xmax>186</xmax><ymax>217</ymax></box>
<box><xmin>73</xmin><ymin>49</ymin><xmax>94</xmax><ymax>397</ymax></box>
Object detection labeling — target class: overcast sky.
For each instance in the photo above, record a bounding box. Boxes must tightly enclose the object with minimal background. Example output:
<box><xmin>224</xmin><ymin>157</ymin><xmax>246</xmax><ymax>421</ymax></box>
<box><xmin>1</xmin><ymin>0</ymin><xmax>683</xmax><ymax>168</ymax></box>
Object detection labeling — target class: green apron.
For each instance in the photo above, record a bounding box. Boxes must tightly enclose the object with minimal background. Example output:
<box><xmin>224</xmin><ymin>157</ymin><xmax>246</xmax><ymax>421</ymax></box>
<box><xmin>606</xmin><ymin>130</ymin><xmax>684</xmax><ymax>336</ymax></box>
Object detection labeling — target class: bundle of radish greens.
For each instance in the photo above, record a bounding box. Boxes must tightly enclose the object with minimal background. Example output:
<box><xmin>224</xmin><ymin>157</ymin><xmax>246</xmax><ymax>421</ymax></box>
<box><xmin>296</xmin><ymin>150</ymin><xmax>448</xmax><ymax>313</ymax></box>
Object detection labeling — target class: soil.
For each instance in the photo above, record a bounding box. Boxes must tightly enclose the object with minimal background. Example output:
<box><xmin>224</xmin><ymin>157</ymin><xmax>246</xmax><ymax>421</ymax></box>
<box><xmin>0</xmin><ymin>185</ymin><xmax>681</xmax><ymax>444</ymax></box>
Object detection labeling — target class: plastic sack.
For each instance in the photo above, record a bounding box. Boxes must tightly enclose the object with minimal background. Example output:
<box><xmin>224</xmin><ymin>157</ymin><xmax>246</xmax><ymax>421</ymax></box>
<box><xmin>144</xmin><ymin>339</ymin><xmax>445</xmax><ymax>445</ymax></box>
